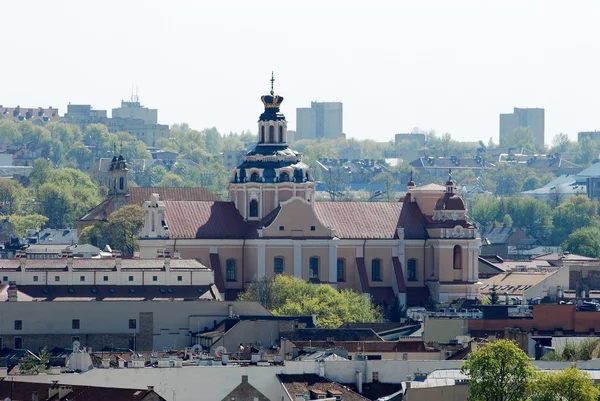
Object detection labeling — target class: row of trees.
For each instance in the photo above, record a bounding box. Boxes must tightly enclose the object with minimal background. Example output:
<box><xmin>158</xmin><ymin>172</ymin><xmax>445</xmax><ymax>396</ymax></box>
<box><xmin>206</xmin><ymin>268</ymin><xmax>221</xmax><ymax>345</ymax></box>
<box><xmin>463</xmin><ymin>339</ymin><xmax>600</xmax><ymax>401</ymax></box>
<box><xmin>470</xmin><ymin>194</ymin><xmax>600</xmax><ymax>249</ymax></box>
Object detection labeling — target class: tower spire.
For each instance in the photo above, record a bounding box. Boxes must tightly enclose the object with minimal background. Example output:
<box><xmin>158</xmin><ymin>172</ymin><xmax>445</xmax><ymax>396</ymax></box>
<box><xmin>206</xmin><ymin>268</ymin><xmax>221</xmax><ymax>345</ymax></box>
<box><xmin>270</xmin><ymin>71</ymin><xmax>275</xmax><ymax>96</ymax></box>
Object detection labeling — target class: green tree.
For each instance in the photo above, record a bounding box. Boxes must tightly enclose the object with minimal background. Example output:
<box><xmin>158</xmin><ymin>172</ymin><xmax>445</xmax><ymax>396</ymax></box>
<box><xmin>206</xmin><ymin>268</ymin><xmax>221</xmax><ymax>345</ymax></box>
<box><xmin>551</xmin><ymin>196</ymin><xmax>599</xmax><ymax>245</ymax></box>
<box><xmin>461</xmin><ymin>339</ymin><xmax>537</xmax><ymax>401</ymax></box>
<box><xmin>372</xmin><ymin>172</ymin><xmax>396</xmax><ymax>201</ymax></box>
<box><xmin>0</xmin><ymin>180</ymin><xmax>27</xmax><ymax>215</ymax></box>
<box><xmin>105</xmin><ymin>205</ymin><xmax>145</xmax><ymax>256</ymax></box>
<box><xmin>238</xmin><ymin>275</ymin><xmax>382</xmax><ymax>328</ymax></box>
<box><xmin>19</xmin><ymin>347</ymin><xmax>51</xmax><ymax>374</ymax></box>
<box><xmin>8</xmin><ymin>214</ymin><xmax>48</xmax><ymax>237</ymax></box>
<box><xmin>387</xmin><ymin>295</ymin><xmax>406</xmax><ymax>322</ymax></box>
<box><xmin>534</xmin><ymin>367</ymin><xmax>600</xmax><ymax>401</ymax></box>
<box><xmin>490</xmin><ymin>284</ymin><xmax>499</xmax><ymax>305</ymax></box>
<box><xmin>500</xmin><ymin>127</ymin><xmax>536</xmax><ymax>151</ymax></box>
<box><xmin>470</xmin><ymin>196</ymin><xmax>500</xmax><ymax>228</ymax></box>
<box><xmin>157</xmin><ymin>172</ymin><xmax>185</xmax><ymax>187</ymax></box>
<box><xmin>563</xmin><ymin>226</ymin><xmax>600</xmax><ymax>258</ymax></box>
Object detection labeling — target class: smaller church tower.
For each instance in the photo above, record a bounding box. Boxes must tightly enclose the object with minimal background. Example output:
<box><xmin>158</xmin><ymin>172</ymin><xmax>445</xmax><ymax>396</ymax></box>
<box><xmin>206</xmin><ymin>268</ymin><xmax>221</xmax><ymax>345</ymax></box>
<box><xmin>107</xmin><ymin>153</ymin><xmax>129</xmax><ymax>211</ymax></box>
<box><xmin>229</xmin><ymin>73</ymin><xmax>315</xmax><ymax>221</ymax></box>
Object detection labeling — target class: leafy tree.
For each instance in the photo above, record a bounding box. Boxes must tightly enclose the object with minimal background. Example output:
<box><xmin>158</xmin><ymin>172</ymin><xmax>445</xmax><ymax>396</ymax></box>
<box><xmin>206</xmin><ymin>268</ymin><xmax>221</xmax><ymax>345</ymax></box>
<box><xmin>8</xmin><ymin>214</ymin><xmax>48</xmax><ymax>237</ymax></box>
<box><xmin>470</xmin><ymin>196</ymin><xmax>500</xmax><ymax>228</ymax></box>
<box><xmin>157</xmin><ymin>172</ymin><xmax>185</xmax><ymax>187</ymax></box>
<box><xmin>500</xmin><ymin>126</ymin><xmax>536</xmax><ymax>151</ymax></box>
<box><xmin>371</xmin><ymin>172</ymin><xmax>396</xmax><ymax>201</ymax></box>
<box><xmin>424</xmin><ymin>295</ymin><xmax>439</xmax><ymax>311</ymax></box>
<box><xmin>0</xmin><ymin>180</ymin><xmax>27</xmax><ymax>215</ymax></box>
<box><xmin>238</xmin><ymin>275</ymin><xmax>382</xmax><ymax>328</ymax></box>
<box><xmin>551</xmin><ymin>196</ymin><xmax>599</xmax><ymax>245</ymax></box>
<box><xmin>534</xmin><ymin>367</ymin><xmax>600</xmax><ymax>401</ymax></box>
<box><xmin>461</xmin><ymin>339</ymin><xmax>537</xmax><ymax>401</ymax></box>
<box><xmin>20</xmin><ymin>347</ymin><xmax>50</xmax><ymax>374</ymax></box>
<box><xmin>80</xmin><ymin>205</ymin><xmax>144</xmax><ymax>256</ymax></box>
<box><xmin>387</xmin><ymin>295</ymin><xmax>407</xmax><ymax>322</ymax></box>
<box><xmin>137</xmin><ymin>164</ymin><xmax>168</xmax><ymax>187</ymax></box>
<box><xmin>563</xmin><ymin>226</ymin><xmax>600</xmax><ymax>258</ymax></box>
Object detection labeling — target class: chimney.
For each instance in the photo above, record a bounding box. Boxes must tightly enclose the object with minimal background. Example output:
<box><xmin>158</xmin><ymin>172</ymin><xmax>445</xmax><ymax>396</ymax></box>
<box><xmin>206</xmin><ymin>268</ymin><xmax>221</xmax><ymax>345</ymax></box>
<box><xmin>114</xmin><ymin>251</ymin><xmax>122</xmax><ymax>270</ymax></box>
<box><xmin>241</xmin><ymin>375</ymin><xmax>248</xmax><ymax>384</ymax></box>
<box><xmin>8</xmin><ymin>281</ymin><xmax>17</xmax><ymax>302</ymax></box>
<box><xmin>147</xmin><ymin>385</ymin><xmax>154</xmax><ymax>391</ymax></box>
<box><xmin>228</xmin><ymin>304</ymin><xmax>234</xmax><ymax>318</ymax></box>
<box><xmin>58</xmin><ymin>385</ymin><xmax>72</xmax><ymax>399</ymax></box>
<box><xmin>31</xmin><ymin>391</ymin><xmax>39</xmax><ymax>401</ymax></box>
<box><xmin>356</xmin><ymin>370</ymin><xmax>363</xmax><ymax>394</ymax></box>
<box><xmin>164</xmin><ymin>257</ymin><xmax>171</xmax><ymax>271</ymax></box>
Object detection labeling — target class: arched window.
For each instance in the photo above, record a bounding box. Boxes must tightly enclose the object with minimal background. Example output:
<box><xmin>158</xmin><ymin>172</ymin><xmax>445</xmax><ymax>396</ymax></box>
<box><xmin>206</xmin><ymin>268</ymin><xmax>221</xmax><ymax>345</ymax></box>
<box><xmin>309</xmin><ymin>257</ymin><xmax>319</xmax><ymax>279</ymax></box>
<box><xmin>226</xmin><ymin>259</ymin><xmax>236</xmax><ymax>281</ymax></box>
<box><xmin>408</xmin><ymin>259</ymin><xmax>417</xmax><ymax>281</ymax></box>
<box><xmin>453</xmin><ymin>245</ymin><xmax>462</xmax><ymax>269</ymax></box>
<box><xmin>278</xmin><ymin>126</ymin><xmax>283</xmax><ymax>143</ymax></box>
<box><xmin>280</xmin><ymin>172</ymin><xmax>290</xmax><ymax>182</ymax></box>
<box><xmin>337</xmin><ymin>258</ymin><xmax>345</xmax><ymax>282</ymax></box>
<box><xmin>249</xmin><ymin>199</ymin><xmax>258</xmax><ymax>218</ymax></box>
<box><xmin>269</xmin><ymin>126</ymin><xmax>275</xmax><ymax>143</ymax></box>
<box><xmin>250</xmin><ymin>172</ymin><xmax>260</xmax><ymax>182</ymax></box>
<box><xmin>260</xmin><ymin>126</ymin><xmax>265</xmax><ymax>143</ymax></box>
<box><xmin>371</xmin><ymin>259</ymin><xmax>382</xmax><ymax>281</ymax></box>
<box><xmin>119</xmin><ymin>177</ymin><xmax>124</xmax><ymax>190</ymax></box>
<box><xmin>274</xmin><ymin>257</ymin><xmax>284</xmax><ymax>275</ymax></box>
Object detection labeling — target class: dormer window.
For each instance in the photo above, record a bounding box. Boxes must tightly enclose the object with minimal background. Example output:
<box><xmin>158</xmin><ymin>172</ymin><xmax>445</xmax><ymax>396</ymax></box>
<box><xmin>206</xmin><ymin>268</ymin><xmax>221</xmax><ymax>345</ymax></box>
<box><xmin>250</xmin><ymin>172</ymin><xmax>260</xmax><ymax>182</ymax></box>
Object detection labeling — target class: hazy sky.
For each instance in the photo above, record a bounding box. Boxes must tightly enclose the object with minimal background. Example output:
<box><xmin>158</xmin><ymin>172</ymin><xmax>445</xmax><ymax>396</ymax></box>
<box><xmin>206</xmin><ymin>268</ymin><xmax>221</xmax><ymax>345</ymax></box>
<box><xmin>3</xmin><ymin>0</ymin><xmax>600</xmax><ymax>145</ymax></box>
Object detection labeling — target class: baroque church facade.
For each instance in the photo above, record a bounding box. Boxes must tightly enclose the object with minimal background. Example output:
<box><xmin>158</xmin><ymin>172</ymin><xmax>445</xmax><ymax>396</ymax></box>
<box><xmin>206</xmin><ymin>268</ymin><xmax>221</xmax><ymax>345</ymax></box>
<box><xmin>136</xmin><ymin>82</ymin><xmax>481</xmax><ymax>305</ymax></box>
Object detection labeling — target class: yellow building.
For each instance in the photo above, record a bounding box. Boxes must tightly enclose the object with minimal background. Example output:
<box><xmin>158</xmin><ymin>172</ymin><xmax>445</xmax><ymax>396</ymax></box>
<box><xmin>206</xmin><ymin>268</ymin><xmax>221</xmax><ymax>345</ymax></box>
<box><xmin>138</xmin><ymin>81</ymin><xmax>480</xmax><ymax>305</ymax></box>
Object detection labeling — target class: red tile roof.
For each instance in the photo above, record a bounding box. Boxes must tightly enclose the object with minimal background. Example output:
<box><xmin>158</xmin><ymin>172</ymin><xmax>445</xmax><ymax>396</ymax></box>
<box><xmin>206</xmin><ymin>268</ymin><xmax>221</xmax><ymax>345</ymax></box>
<box><xmin>278</xmin><ymin>374</ymin><xmax>370</xmax><ymax>401</ymax></box>
<box><xmin>314</xmin><ymin>202</ymin><xmax>403</xmax><ymax>239</ymax></box>
<box><xmin>164</xmin><ymin>201</ymin><xmax>249</xmax><ymax>239</ymax></box>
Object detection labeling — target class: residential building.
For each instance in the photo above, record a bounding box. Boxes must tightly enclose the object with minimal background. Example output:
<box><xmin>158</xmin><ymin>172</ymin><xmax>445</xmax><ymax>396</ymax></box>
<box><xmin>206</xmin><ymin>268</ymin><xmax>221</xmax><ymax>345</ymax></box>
<box><xmin>578</xmin><ymin>131</ymin><xmax>600</xmax><ymax>142</ymax></box>
<box><xmin>112</xmin><ymin>99</ymin><xmax>158</xmax><ymax>124</ymax></box>
<box><xmin>63</xmin><ymin>104</ymin><xmax>109</xmax><ymax>127</ymax></box>
<box><xmin>222</xmin><ymin>150</ymin><xmax>246</xmax><ymax>171</ymax></box>
<box><xmin>296</xmin><ymin>101</ymin><xmax>343</xmax><ymax>140</ymax></box>
<box><xmin>499</xmin><ymin>107</ymin><xmax>545</xmax><ymax>149</ymax></box>
<box><xmin>137</xmin><ymin>83</ymin><xmax>481</xmax><ymax>306</ymax></box>
<box><xmin>221</xmin><ymin>375</ymin><xmax>270</xmax><ymax>401</ymax></box>
<box><xmin>0</xmin><ymin>106</ymin><xmax>60</xmax><ymax>125</ymax></box>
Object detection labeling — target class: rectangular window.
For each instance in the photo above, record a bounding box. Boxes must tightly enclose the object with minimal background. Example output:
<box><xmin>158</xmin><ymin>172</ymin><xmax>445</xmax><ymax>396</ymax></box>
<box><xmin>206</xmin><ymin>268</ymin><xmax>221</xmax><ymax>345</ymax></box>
<box><xmin>2</xmin><ymin>276</ymin><xmax>7</xmax><ymax>282</ymax></box>
<box><xmin>372</xmin><ymin>372</ymin><xmax>379</xmax><ymax>382</ymax></box>
<box><xmin>309</xmin><ymin>257</ymin><xmax>319</xmax><ymax>279</ymax></box>
<box><xmin>177</xmin><ymin>276</ymin><xmax>182</xmax><ymax>282</ymax></box>
<box><xmin>337</xmin><ymin>259</ymin><xmax>345</xmax><ymax>282</ymax></box>
<box><xmin>72</xmin><ymin>319</ymin><xmax>80</xmax><ymax>329</ymax></box>
<box><xmin>408</xmin><ymin>259</ymin><xmax>417</xmax><ymax>281</ymax></box>
<box><xmin>274</xmin><ymin>257</ymin><xmax>284</xmax><ymax>275</ymax></box>
<box><xmin>128</xmin><ymin>276</ymin><xmax>134</xmax><ymax>282</ymax></box>
<box><xmin>80</xmin><ymin>276</ymin><xmax>85</xmax><ymax>282</ymax></box>
<box><xmin>14</xmin><ymin>337</ymin><xmax>22</xmax><ymax>350</ymax></box>
<box><xmin>103</xmin><ymin>276</ymin><xmax>108</xmax><ymax>282</ymax></box>
<box><xmin>55</xmin><ymin>276</ymin><xmax>60</xmax><ymax>282</ymax></box>
<box><xmin>129</xmin><ymin>319</ymin><xmax>137</xmax><ymax>329</ymax></box>
<box><xmin>371</xmin><ymin>259</ymin><xmax>382</xmax><ymax>282</ymax></box>
<box><xmin>14</xmin><ymin>320</ymin><xmax>22</xmax><ymax>330</ymax></box>
<box><xmin>33</xmin><ymin>276</ymin><xmax>38</xmax><ymax>282</ymax></box>
<box><xmin>226</xmin><ymin>259</ymin><xmax>236</xmax><ymax>282</ymax></box>
<box><xmin>152</xmin><ymin>276</ymin><xmax>158</xmax><ymax>282</ymax></box>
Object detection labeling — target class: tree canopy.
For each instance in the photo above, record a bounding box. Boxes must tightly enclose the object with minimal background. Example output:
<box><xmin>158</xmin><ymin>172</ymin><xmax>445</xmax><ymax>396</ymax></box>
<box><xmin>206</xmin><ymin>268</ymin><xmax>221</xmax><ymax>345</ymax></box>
<box><xmin>79</xmin><ymin>205</ymin><xmax>144</xmax><ymax>256</ymax></box>
<box><xmin>238</xmin><ymin>275</ymin><xmax>383</xmax><ymax>328</ymax></box>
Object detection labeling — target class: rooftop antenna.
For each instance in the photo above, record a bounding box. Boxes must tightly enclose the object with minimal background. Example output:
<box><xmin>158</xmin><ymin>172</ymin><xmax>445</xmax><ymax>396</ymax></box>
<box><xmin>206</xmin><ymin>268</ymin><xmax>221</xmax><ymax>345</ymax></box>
<box><xmin>410</xmin><ymin>170</ymin><xmax>413</xmax><ymax>182</ymax></box>
<box><xmin>270</xmin><ymin>71</ymin><xmax>275</xmax><ymax>96</ymax></box>
<box><xmin>135</xmin><ymin>83</ymin><xmax>139</xmax><ymax>102</ymax></box>
<box><xmin>130</xmin><ymin>83</ymin><xmax>134</xmax><ymax>102</ymax></box>
<box><xmin>448</xmin><ymin>168</ymin><xmax>452</xmax><ymax>181</ymax></box>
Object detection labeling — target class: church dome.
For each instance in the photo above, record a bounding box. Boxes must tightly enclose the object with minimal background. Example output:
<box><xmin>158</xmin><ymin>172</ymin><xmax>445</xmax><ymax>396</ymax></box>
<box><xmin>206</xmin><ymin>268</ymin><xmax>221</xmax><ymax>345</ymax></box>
<box><xmin>435</xmin><ymin>193</ymin><xmax>466</xmax><ymax>211</ymax></box>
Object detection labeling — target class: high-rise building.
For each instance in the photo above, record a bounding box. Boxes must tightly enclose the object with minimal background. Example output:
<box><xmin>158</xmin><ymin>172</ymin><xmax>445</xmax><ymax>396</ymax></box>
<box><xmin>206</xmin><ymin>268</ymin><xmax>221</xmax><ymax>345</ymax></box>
<box><xmin>112</xmin><ymin>99</ymin><xmax>158</xmax><ymax>124</ymax></box>
<box><xmin>499</xmin><ymin>107</ymin><xmax>545</xmax><ymax>149</ymax></box>
<box><xmin>296</xmin><ymin>101</ymin><xmax>343</xmax><ymax>140</ymax></box>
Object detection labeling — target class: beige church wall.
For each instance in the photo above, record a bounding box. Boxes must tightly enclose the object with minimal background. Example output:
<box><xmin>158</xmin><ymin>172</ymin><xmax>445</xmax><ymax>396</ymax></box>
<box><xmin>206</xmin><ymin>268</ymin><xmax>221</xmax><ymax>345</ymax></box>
<box><xmin>337</xmin><ymin>247</ymin><xmax>359</xmax><ymax>291</ymax></box>
<box><xmin>265</xmin><ymin>246</ymin><xmax>295</xmax><ymax>277</ymax></box>
<box><xmin>277</xmin><ymin>187</ymin><xmax>294</xmax><ymax>203</ymax></box>
<box><xmin>262</xmin><ymin>191</ymin><xmax>276</xmax><ymax>216</ymax></box>
<box><xmin>412</xmin><ymin>192</ymin><xmax>443</xmax><ymax>216</ymax></box>
<box><xmin>301</xmin><ymin>246</ymin><xmax>330</xmax><ymax>282</ymax></box>
<box><xmin>262</xmin><ymin>199</ymin><xmax>331</xmax><ymax>238</ymax></box>
<box><xmin>405</xmin><ymin>245</ymin><xmax>425</xmax><ymax>286</ymax></box>
<box><xmin>363</xmin><ymin>246</ymin><xmax>394</xmax><ymax>287</ymax></box>
<box><xmin>242</xmin><ymin>246</ymin><xmax>258</xmax><ymax>284</ymax></box>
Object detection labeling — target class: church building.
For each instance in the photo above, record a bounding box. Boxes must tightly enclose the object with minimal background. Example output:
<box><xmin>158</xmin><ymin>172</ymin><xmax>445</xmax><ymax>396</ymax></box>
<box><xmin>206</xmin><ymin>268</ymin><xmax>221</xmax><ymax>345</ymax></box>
<box><xmin>137</xmin><ymin>80</ymin><xmax>481</xmax><ymax>305</ymax></box>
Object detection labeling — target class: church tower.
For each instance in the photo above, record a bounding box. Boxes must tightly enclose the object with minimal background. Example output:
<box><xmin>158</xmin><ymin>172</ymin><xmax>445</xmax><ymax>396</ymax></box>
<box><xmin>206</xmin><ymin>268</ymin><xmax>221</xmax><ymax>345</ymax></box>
<box><xmin>107</xmin><ymin>153</ymin><xmax>129</xmax><ymax>211</ymax></box>
<box><xmin>229</xmin><ymin>73</ymin><xmax>315</xmax><ymax>221</ymax></box>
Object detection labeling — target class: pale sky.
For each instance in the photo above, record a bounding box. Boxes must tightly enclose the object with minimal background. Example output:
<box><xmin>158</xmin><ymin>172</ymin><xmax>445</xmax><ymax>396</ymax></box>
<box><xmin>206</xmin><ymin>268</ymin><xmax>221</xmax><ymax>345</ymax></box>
<box><xmin>3</xmin><ymin>0</ymin><xmax>600</xmax><ymax>145</ymax></box>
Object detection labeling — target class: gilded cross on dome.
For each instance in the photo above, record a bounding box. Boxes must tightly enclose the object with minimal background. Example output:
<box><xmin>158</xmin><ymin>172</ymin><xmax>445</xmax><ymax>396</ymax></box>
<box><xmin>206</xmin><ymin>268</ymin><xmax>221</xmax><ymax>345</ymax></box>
<box><xmin>270</xmin><ymin>71</ymin><xmax>275</xmax><ymax>96</ymax></box>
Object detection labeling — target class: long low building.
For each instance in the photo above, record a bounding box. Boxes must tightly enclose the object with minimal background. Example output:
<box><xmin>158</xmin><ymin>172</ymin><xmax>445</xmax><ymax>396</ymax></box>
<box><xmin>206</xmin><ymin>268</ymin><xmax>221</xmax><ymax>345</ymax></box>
<box><xmin>0</xmin><ymin>300</ymin><xmax>270</xmax><ymax>352</ymax></box>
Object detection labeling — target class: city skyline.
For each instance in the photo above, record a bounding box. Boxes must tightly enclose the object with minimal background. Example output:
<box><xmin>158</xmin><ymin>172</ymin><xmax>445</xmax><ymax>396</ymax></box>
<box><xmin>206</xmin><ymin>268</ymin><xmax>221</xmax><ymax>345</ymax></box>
<box><xmin>3</xmin><ymin>0</ymin><xmax>600</xmax><ymax>144</ymax></box>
